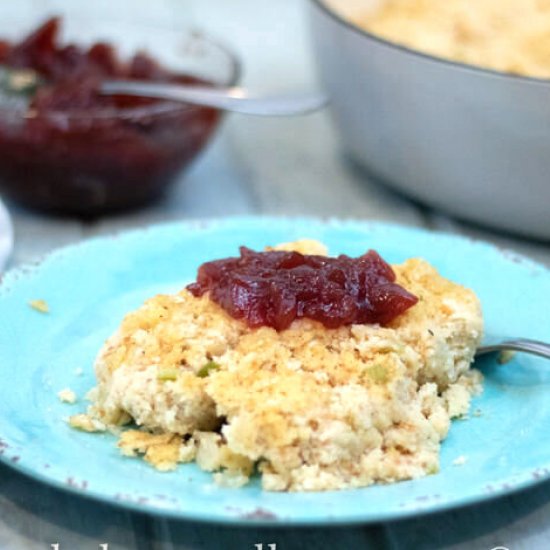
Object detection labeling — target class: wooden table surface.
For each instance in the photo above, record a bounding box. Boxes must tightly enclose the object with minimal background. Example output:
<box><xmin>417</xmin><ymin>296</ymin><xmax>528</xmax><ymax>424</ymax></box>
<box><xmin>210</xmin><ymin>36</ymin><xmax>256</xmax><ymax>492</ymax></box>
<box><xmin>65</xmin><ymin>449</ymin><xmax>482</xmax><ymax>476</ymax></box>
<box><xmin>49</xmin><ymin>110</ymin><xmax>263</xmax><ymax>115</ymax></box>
<box><xmin>2</xmin><ymin>1</ymin><xmax>550</xmax><ymax>548</ymax></box>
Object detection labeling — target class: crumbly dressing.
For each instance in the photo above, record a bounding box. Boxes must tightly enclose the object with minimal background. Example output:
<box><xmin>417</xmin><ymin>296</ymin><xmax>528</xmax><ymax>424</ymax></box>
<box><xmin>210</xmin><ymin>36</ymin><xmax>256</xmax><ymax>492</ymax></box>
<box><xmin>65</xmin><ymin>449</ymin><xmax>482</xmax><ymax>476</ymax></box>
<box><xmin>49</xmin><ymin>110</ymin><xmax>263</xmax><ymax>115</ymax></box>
<box><xmin>70</xmin><ymin>240</ymin><xmax>483</xmax><ymax>492</ymax></box>
<box><xmin>355</xmin><ymin>0</ymin><xmax>550</xmax><ymax>79</ymax></box>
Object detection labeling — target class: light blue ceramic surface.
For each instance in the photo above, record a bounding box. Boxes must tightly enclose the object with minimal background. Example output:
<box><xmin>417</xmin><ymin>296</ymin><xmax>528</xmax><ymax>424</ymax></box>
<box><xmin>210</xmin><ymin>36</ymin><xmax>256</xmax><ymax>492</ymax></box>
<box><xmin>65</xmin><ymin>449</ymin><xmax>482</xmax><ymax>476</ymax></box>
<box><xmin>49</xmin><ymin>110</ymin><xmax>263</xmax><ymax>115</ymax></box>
<box><xmin>0</xmin><ymin>217</ymin><xmax>549</xmax><ymax>526</ymax></box>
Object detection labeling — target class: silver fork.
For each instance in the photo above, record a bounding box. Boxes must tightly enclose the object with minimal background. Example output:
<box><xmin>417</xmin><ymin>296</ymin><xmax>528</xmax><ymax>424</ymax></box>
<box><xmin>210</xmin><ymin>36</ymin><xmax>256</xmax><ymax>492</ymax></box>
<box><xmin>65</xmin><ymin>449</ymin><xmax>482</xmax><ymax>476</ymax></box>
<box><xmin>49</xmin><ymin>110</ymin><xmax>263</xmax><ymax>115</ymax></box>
<box><xmin>476</xmin><ymin>338</ymin><xmax>550</xmax><ymax>361</ymax></box>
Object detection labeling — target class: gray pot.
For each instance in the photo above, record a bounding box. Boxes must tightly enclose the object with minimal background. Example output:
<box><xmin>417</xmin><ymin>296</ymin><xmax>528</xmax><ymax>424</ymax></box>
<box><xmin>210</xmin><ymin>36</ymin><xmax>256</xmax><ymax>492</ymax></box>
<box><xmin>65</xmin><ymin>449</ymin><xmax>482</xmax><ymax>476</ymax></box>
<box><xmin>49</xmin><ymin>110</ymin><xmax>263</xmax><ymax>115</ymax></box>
<box><xmin>309</xmin><ymin>0</ymin><xmax>550</xmax><ymax>240</ymax></box>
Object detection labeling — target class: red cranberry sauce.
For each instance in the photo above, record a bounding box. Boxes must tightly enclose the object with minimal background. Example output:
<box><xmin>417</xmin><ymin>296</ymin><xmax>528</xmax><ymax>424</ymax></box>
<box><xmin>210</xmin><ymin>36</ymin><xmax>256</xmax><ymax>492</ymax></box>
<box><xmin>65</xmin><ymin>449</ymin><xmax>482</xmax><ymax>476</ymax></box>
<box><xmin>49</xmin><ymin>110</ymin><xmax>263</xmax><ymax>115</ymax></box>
<box><xmin>187</xmin><ymin>247</ymin><xmax>418</xmax><ymax>331</ymax></box>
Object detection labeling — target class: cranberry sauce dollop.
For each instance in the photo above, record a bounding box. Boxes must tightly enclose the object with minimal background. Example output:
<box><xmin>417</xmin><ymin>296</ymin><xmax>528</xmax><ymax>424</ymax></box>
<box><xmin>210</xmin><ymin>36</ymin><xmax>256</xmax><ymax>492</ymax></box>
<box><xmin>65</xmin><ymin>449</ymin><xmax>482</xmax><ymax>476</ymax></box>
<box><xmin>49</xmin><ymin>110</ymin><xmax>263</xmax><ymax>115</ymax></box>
<box><xmin>187</xmin><ymin>247</ymin><xmax>418</xmax><ymax>331</ymax></box>
<box><xmin>0</xmin><ymin>17</ymin><xmax>221</xmax><ymax>215</ymax></box>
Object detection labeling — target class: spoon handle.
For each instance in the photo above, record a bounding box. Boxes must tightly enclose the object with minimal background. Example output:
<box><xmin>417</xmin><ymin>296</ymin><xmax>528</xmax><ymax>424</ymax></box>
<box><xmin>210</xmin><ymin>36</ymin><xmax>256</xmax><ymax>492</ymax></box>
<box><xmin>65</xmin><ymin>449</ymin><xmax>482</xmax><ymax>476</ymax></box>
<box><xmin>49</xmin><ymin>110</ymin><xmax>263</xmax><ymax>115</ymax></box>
<box><xmin>476</xmin><ymin>338</ymin><xmax>550</xmax><ymax>360</ymax></box>
<box><xmin>101</xmin><ymin>81</ymin><xmax>329</xmax><ymax>116</ymax></box>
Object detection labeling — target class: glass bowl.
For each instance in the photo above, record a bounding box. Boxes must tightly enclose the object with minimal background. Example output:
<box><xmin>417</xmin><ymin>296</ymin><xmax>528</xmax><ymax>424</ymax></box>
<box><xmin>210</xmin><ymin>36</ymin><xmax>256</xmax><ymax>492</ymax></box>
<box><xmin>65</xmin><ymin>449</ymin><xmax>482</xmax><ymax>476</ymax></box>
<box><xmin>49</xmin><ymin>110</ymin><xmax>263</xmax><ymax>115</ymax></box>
<box><xmin>0</xmin><ymin>18</ymin><xmax>239</xmax><ymax>216</ymax></box>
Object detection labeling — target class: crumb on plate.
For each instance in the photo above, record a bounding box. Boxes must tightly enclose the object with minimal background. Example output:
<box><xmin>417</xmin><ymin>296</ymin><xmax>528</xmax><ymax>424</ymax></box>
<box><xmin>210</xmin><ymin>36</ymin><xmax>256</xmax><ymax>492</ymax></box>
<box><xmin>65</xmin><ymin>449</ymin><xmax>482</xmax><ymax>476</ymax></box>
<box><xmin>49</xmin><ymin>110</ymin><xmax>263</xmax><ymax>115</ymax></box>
<box><xmin>452</xmin><ymin>455</ymin><xmax>468</xmax><ymax>466</ymax></box>
<box><xmin>29</xmin><ymin>299</ymin><xmax>49</xmax><ymax>313</ymax></box>
<box><xmin>498</xmin><ymin>350</ymin><xmax>516</xmax><ymax>365</ymax></box>
<box><xmin>57</xmin><ymin>388</ymin><xmax>77</xmax><ymax>404</ymax></box>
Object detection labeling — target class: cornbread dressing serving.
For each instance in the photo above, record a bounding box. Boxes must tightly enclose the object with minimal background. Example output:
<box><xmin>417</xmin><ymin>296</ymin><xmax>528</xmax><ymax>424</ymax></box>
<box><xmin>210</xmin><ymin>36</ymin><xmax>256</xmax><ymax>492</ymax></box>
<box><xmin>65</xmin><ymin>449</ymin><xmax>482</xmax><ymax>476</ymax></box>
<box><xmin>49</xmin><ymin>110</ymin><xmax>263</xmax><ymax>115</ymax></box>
<box><xmin>354</xmin><ymin>0</ymin><xmax>550</xmax><ymax>79</ymax></box>
<box><xmin>71</xmin><ymin>240</ymin><xmax>483</xmax><ymax>492</ymax></box>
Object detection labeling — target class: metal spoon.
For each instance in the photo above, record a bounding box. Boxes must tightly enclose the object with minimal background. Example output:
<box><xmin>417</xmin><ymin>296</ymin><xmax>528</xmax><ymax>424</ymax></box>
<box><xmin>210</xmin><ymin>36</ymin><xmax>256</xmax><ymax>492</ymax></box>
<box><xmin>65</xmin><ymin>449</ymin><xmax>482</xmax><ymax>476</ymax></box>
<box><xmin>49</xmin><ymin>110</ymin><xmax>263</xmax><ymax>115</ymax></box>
<box><xmin>100</xmin><ymin>81</ymin><xmax>329</xmax><ymax>116</ymax></box>
<box><xmin>476</xmin><ymin>338</ymin><xmax>550</xmax><ymax>361</ymax></box>
<box><xmin>0</xmin><ymin>66</ymin><xmax>328</xmax><ymax>116</ymax></box>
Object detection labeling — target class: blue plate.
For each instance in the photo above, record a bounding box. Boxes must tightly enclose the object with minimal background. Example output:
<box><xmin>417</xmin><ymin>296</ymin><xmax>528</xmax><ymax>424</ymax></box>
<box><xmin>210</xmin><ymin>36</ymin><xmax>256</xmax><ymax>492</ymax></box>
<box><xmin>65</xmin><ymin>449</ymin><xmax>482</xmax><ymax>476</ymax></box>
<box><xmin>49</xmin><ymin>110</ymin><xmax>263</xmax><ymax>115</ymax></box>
<box><xmin>0</xmin><ymin>217</ymin><xmax>549</xmax><ymax>525</ymax></box>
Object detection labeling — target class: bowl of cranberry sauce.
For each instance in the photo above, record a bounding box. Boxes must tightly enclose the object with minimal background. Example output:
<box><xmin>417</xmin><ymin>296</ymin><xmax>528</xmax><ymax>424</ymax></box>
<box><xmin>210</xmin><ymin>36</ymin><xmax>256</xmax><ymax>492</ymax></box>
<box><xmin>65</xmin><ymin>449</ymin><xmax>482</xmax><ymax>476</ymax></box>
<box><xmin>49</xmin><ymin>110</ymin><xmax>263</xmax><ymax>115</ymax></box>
<box><xmin>0</xmin><ymin>17</ymin><xmax>239</xmax><ymax>216</ymax></box>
